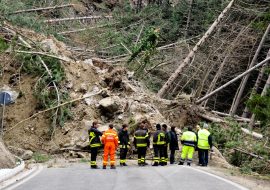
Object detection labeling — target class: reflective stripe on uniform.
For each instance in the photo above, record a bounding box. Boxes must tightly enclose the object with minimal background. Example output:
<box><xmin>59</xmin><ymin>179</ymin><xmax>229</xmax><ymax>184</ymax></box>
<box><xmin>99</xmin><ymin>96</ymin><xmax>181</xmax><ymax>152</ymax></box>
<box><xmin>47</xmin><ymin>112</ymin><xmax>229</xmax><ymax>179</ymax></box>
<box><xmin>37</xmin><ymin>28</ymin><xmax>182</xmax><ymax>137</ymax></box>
<box><xmin>120</xmin><ymin>159</ymin><xmax>126</xmax><ymax>164</ymax></box>
<box><xmin>90</xmin><ymin>143</ymin><xmax>101</xmax><ymax>148</ymax></box>
<box><xmin>90</xmin><ymin>161</ymin><xmax>97</xmax><ymax>166</ymax></box>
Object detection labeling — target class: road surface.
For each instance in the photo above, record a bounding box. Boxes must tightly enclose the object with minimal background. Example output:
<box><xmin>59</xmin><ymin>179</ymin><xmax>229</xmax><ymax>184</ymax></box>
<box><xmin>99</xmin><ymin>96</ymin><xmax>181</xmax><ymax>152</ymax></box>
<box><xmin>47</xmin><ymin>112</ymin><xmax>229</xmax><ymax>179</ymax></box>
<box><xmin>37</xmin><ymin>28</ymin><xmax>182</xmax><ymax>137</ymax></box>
<box><xmin>4</xmin><ymin>164</ymin><xmax>247</xmax><ymax>190</ymax></box>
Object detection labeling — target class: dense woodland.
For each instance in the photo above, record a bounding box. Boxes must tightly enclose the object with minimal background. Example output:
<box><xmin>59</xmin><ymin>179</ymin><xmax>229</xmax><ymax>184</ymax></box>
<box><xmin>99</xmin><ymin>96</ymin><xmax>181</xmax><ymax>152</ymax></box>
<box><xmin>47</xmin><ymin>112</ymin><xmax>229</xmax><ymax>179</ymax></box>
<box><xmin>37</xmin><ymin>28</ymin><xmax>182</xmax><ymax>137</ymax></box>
<box><xmin>0</xmin><ymin>0</ymin><xmax>270</xmax><ymax>175</ymax></box>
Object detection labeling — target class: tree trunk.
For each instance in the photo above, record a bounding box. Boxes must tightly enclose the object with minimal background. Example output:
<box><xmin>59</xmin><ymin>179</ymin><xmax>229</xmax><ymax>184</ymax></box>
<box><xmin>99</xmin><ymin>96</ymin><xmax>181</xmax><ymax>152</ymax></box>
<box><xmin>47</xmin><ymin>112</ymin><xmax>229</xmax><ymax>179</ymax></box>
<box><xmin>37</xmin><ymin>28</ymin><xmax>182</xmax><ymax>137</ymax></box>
<box><xmin>0</xmin><ymin>140</ymin><xmax>15</xmax><ymax>169</ymax></box>
<box><xmin>249</xmin><ymin>49</ymin><xmax>270</xmax><ymax>128</ymax></box>
<box><xmin>184</xmin><ymin>0</ymin><xmax>193</xmax><ymax>38</ymax></box>
<box><xmin>229</xmin><ymin>24</ymin><xmax>270</xmax><ymax>116</ymax></box>
<box><xmin>9</xmin><ymin>4</ymin><xmax>74</xmax><ymax>15</ymax></box>
<box><xmin>196</xmin><ymin>56</ymin><xmax>270</xmax><ymax>104</ymax></box>
<box><xmin>44</xmin><ymin>16</ymin><xmax>112</xmax><ymax>23</ymax></box>
<box><xmin>202</xmin><ymin>55</ymin><xmax>229</xmax><ymax>107</ymax></box>
<box><xmin>157</xmin><ymin>0</ymin><xmax>235</xmax><ymax>98</ymax></box>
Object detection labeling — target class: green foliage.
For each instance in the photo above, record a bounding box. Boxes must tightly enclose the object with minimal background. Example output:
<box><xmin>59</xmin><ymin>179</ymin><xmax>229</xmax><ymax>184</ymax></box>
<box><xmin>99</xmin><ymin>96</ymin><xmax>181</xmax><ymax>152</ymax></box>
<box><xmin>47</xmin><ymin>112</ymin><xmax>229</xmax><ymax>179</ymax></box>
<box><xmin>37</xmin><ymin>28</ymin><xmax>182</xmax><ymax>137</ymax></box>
<box><xmin>209</xmin><ymin>122</ymin><xmax>270</xmax><ymax>175</ymax></box>
<box><xmin>17</xmin><ymin>53</ymin><xmax>72</xmax><ymax>134</ymax></box>
<box><xmin>0</xmin><ymin>0</ymin><xmax>67</xmax><ymax>39</ymax></box>
<box><xmin>80</xmin><ymin>1</ymin><xmax>228</xmax><ymax>92</ymax></box>
<box><xmin>33</xmin><ymin>152</ymin><xmax>51</xmax><ymax>163</ymax></box>
<box><xmin>0</xmin><ymin>38</ymin><xmax>9</xmax><ymax>52</ymax></box>
<box><xmin>252</xmin><ymin>12</ymin><xmax>270</xmax><ymax>31</ymax></box>
<box><xmin>246</xmin><ymin>89</ymin><xmax>270</xmax><ymax>130</ymax></box>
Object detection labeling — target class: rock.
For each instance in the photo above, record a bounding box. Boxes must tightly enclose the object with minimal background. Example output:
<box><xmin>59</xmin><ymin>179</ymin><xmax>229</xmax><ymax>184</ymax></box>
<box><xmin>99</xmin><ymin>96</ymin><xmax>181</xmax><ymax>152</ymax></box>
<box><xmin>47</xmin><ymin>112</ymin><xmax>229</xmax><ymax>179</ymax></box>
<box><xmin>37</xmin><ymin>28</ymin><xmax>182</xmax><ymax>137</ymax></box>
<box><xmin>75</xmin><ymin>141</ymin><xmax>89</xmax><ymax>149</ymax></box>
<box><xmin>8</xmin><ymin>146</ymin><xmax>25</xmax><ymax>156</ymax></box>
<box><xmin>127</xmin><ymin>71</ymin><xmax>134</xmax><ymax>80</ymax></box>
<box><xmin>80</xmin><ymin>83</ymin><xmax>88</xmax><ymax>93</ymax></box>
<box><xmin>83</xmin><ymin>87</ymin><xmax>100</xmax><ymax>105</ymax></box>
<box><xmin>66</xmin><ymin>81</ymin><xmax>73</xmax><ymax>89</ymax></box>
<box><xmin>83</xmin><ymin>59</ymin><xmax>93</xmax><ymax>66</ymax></box>
<box><xmin>98</xmin><ymin>96</ymin><xmax>121</xmax><ymax>118</ymax></box>
<box><xmin>77</xmin><ymin>152</ymin><xmax>87</xmax><ymax>159</ymax></box>
<box><xmin>118</xmin><ymin>114</ymin><xmax>124</xmax><ymax>120</ymax></box>
<box><xmin>101</xmin><ymin>90</ymin><xmax>109</xmax><ymax>98</ymax></box>
<box><xmin>83</xmin><ymin>120</ymin><xmax>92</xmax><ymax>129</ymax></box>
<box><xmin>40</xmin><ymin>39</ymin><xmax>58</xmax><ymax>54</ymax></box>
<box><xmin>123</xmin><ymin>81</ymin><xmax>137</xmax><ymax>93</ymax></box>
<box><xmin>68</xmin><ymin>151</ymin><xmax>77</xmax><ymax>158</ymax></box>
<box><xmin>22</xmin><ymin>150</ymin><xmax>33</xmax><ymax>160</ymax></box>
<box><xmin>99</xmin><ymin>124</ymin><xmax>108</xmax><ymax>132</ymax></box>
<box><xmin>99</xmin><ymin>81</ymin><xmax>107</xmax><ymax>88</ymax></box>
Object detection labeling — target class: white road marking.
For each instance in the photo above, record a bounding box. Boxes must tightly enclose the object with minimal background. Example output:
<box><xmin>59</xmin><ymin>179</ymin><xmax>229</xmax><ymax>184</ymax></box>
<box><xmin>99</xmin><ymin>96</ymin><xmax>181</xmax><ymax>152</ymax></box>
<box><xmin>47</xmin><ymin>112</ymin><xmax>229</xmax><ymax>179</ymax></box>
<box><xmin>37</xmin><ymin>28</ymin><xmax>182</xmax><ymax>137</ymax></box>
<box><xmin>2</xmin><ymin>165</ymin><xmax>43</xmax><ymax>190</ymax></box>
<box><xmin>187</xmin><ymin>166</ymin><xmax>249</xmax><ymax>190</ymax></box>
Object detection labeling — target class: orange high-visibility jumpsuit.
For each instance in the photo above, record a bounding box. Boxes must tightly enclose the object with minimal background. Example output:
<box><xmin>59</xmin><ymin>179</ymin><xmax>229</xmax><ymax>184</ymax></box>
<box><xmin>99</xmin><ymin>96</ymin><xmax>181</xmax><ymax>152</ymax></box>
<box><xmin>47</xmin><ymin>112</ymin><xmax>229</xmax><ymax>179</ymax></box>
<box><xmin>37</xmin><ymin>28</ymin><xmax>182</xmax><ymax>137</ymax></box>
<box><xmin>102</xmin><ymin>129</ymin><xmax>118</xmax><ymax>166</ymax></box>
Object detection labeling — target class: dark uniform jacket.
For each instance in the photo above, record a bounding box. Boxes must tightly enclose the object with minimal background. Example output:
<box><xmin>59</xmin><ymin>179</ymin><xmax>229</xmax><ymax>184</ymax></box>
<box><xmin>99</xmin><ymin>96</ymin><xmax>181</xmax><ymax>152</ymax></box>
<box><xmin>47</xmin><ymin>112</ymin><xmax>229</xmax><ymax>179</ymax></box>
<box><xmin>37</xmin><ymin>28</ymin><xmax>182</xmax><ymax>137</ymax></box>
<box><xmin>165</xmin><ymin>131</ymin><xmax>171</xmax><ymax>145</ymax></box>
<box><xmin>153</xmin><ymin>130</ymin><xmax>166</xmax><ymax>145</ymax></box>
<box><xmin>118</xmin><ymin>129</ymin><xmax>130</xmax><ymax>149</ymax></box>
<box><xmin>134</xmin><ymin>129</ymin><xmax>150</xmax><ymax>148</ymax></box>
<box><xmin>88</xmin><ymin>127</ymin><xmax>102</xmax><ymax>148</ymax></box>
<box><xmin>168</xmin><ymin>130</ymin><xmax>179</xmax><ymax>150</ymax></box>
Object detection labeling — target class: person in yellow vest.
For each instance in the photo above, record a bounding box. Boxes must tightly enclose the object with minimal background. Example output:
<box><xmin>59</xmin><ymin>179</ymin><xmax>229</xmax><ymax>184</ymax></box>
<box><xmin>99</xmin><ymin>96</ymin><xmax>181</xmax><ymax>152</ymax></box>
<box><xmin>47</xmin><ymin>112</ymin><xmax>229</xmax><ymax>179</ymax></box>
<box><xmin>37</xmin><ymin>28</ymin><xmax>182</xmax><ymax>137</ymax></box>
<box><xmin>197</xmin><ymin>123</ymin><xmax>213</xmax><ymax>167</ymax></box>
<box><xmin>179</xmin><ymin>126</ymin><xmax>197</xmax><ymax>166</ymax></box>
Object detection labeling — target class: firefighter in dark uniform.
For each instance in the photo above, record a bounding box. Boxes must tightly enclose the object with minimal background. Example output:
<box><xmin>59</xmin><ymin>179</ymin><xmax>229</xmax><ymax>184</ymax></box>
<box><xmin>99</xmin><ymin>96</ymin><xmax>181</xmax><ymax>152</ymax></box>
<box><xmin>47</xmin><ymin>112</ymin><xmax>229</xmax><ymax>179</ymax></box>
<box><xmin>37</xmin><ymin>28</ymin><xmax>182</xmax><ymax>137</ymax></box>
<box><xmin>134</xmin><ymin>123</ymin><xmax>150</xmax><ymax>166</ymax></box>
<box><xmin>162</xmin><ymin>124</ymin><xmax>170</xmax><ymax>165</ymax></box>
<box><xmin>118</xmin><ymin>124</ymin><xmax>130</xmax><ymax>166</ymax></box>
<box><xmin>88</xmin><ymin>121</ymin><xmax>103</xmax><ymax>169</ymax></box>
<box><xmin>168</xmin><ymin>126</ymin><xmax>179</xmax><ymax>164</ymax></box>
<box><xmin>152</xmin><ymin>124</ymin><xmax>166</xmax><ymax>166</ymax></box>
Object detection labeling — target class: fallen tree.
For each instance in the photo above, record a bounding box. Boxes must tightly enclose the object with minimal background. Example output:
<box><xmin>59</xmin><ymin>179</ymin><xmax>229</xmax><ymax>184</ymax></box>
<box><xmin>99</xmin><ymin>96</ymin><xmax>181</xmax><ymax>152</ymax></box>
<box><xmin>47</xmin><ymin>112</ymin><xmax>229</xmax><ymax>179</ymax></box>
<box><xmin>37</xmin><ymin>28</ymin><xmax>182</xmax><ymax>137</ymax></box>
<box><xmin>0</xmin><ymin>140</ymin><xmax>15</xmax><ymax>169</ymax></box>
<box><xmin>44</xmin><ymin>16</ymin><xmax>112</xmax><ymax>23</ymax></box>
<box><xmin>8</xmin><ymin>4</ymin><xmax>74</xmax><ymax>15</ymax></box>
<box><xmin>157</xmin><ymin>0</ymin><xmax>235</xmax><ymax>98</ymax></box>
<box><xmin>198</xmin><ymin>112</ymin><xmax>263</xmax><ymax>139</ymax></box>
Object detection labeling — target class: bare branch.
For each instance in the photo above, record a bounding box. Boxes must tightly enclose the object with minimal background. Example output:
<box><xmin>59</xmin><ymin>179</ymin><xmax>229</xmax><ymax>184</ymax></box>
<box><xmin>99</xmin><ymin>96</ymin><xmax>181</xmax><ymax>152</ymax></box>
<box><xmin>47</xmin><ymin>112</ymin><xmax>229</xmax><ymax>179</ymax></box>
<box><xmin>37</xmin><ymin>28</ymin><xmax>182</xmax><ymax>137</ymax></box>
<box><xmin>44</xmin><ymin>16</ymin><xmax>112</xmax><ymax>23</ymax></box>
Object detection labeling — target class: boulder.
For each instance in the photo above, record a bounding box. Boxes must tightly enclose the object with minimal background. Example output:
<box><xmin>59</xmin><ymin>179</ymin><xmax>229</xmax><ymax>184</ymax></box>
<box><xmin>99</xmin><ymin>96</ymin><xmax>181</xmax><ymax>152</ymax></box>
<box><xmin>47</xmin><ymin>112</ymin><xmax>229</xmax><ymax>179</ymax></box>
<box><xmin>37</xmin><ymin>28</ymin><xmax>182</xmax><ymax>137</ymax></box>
<box><xmin>77</xmin><ymin>152</ymin><xmax>88</xmax><ymax>159</ymax></box>
<box><xmin>98</xmin><ymin>96</ymin><xmax>122</xmax><ymax>118</ymax></box>
<box><xmin>80</xmin><ymin>83</ymin><xmax>88</xmax><ymax>93</ymax></box>
<box><xmin>22</xmin><ymin>150</ymin><xmax>33</xmax><ymax>160</ymax></box>
<box><xmin>40</xmin><ymin>39</ymin><xmax>58</xmax><ymax>54</ymax></box>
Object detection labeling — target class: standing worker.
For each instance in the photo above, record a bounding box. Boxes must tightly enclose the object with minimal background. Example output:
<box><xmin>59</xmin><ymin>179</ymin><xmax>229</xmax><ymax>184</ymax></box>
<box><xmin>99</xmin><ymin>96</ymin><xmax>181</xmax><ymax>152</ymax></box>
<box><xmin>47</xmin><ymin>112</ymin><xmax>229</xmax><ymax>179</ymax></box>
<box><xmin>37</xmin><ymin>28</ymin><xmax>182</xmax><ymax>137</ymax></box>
<box><xmin>197</xmin><ymin>123</ymin><xmax>213</xmax><ymax>167</ymax></box>
<box><xmin>118</xmin><ymin>124</ymin><xmax>130</xmax><ymax>166</ymax></box>
<box><xmin>88</xmin><ymin>121</ymin><xmax>103</xmax><ymax>169</ymax></box>
<box><xmin>162</xmin><ymin>124</ymin><xmax>170</xmax><ymax>165</ymax></box>
<box><xmin>102</xmin><ymin>124</ymin><xmax>118</xmax><ymax>169</ymax></box>
<box><xmin>152</xmin><ymin>124</ymin><xmax>165</xmax><ymax>166</ymax></box>
<box><xmin>168</xmin><ymin>126</ymin><xmax>179</xmax><ymax>164</ymax></box>
<box><xmin>134</xmin><ymin>123</ymin><xmax>150</xmax><ymax>166</ymax></box>
<box><xmin>179</xmin><ymin>126</ymin><xmax>197</xmax><ymax>166</ymax></box>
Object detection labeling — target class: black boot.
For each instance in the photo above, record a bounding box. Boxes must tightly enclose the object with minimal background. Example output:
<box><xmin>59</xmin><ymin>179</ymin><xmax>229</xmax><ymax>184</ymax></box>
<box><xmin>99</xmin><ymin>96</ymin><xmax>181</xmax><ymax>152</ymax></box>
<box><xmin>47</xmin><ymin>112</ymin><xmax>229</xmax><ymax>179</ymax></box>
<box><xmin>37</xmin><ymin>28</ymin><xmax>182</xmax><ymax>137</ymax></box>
<box><xmin>178</xmin><ymin>162</ymin><xmax>184</xmax><ymax>165</ymax></box>
<box><xmin>187</xmin><ymin>163</ymin><xmax>191</xmax><ymax>166</ymax></box>
<box><xmin>152</xmin><ymin>162</ymin><xmax>159</xmax><ymax>166</ymax></box>
<box><xmin>91</xmin><ymin>165</ymin><xmax>99</xmax><ymax>169</ymax></box>
<box><xmin>111</xmin><ymin>165</ymin><xmax>116</xmax><ymax>169</ymax></box>
<box><xmin>123</xmin><ymin>163</ymin><xmax>128</xmax><ymax>166</ymax></box>
<box><xmin>103</xmin><ymin>165</ymin><xmax>106</xmax><ymax>169</ymax></box>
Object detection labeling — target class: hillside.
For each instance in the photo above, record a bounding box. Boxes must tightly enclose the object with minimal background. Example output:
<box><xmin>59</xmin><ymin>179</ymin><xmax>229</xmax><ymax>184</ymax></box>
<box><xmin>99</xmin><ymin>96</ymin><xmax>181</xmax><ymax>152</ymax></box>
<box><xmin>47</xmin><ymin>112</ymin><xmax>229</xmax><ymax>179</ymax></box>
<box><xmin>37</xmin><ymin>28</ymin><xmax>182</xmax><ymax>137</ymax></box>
<box><xmin>0</xmin><ymin>0</ymin><xmax>270</xmax><ymax>180</ymax></box>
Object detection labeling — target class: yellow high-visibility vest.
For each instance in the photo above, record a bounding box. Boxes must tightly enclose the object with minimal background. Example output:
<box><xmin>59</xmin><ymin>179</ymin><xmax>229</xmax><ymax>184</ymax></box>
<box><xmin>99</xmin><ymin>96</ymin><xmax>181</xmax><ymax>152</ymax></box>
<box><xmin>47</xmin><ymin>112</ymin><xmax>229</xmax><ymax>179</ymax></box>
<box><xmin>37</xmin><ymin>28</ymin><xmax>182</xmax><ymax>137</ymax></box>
<box><xmin>197</xmin><ymin>129</ymin><xmax>210</xmax><ymax>150</ymax></box>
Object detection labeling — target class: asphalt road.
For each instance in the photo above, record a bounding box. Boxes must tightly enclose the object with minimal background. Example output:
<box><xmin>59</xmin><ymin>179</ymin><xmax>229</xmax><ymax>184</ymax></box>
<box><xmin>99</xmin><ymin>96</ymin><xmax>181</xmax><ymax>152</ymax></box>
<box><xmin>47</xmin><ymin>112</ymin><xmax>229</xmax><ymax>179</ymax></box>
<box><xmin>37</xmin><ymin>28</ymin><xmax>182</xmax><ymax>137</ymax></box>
<box><xmin>8</xmin><ymin>164</ymin><xmax>247</xmax><ymax>190</ymax></box>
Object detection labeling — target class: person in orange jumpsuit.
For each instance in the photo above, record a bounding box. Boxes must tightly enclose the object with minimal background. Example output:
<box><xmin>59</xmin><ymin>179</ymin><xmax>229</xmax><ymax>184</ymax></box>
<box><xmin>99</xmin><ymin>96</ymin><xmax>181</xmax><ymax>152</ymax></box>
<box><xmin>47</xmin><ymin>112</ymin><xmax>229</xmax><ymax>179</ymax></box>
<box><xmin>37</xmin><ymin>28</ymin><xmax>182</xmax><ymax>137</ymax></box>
<box><xmin>102</xmin><ymin>124</ymin><xmax>118</xmax><ymax>169</ymax></box>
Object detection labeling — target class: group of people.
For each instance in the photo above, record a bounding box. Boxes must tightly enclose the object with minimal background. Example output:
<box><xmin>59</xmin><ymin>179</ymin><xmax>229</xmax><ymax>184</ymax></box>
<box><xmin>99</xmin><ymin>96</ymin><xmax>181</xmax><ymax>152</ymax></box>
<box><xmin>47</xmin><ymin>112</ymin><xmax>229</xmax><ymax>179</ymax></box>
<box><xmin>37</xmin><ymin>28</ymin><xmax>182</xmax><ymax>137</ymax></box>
<box><xmin>88</xmin><ymin>121</ymin><xmax>212</xmax><ymax>169</ymax></box>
